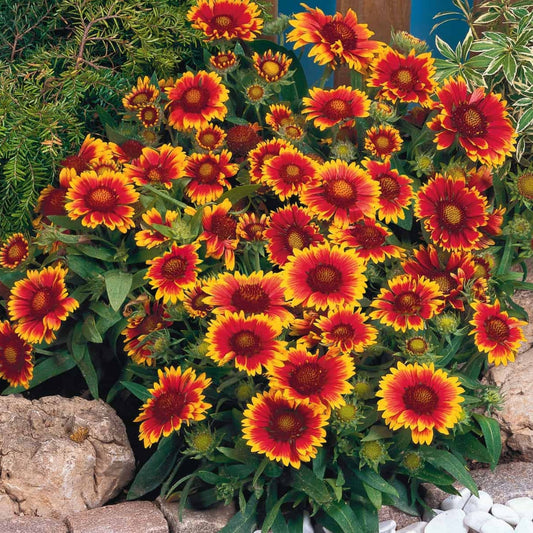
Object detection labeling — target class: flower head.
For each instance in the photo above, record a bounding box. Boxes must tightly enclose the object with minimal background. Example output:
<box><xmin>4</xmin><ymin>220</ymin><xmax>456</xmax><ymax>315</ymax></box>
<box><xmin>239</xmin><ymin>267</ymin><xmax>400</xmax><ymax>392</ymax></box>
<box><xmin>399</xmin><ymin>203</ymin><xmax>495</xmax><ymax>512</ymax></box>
<box><xmin>8</xmin><ymin>265</ymin><xmax>79</xmax><ymax>344</ymax></box>
<box><xmin>377</xmin><ymin>362</ymin><xmax>464</xmax><ymax>445</ymax></box>
<box><xmin>364</xmin><ymin>125</ymin><xmax>403</xmax><ymax>160</ymax></box>
<box><xmin>0</xmin><ymin>320</ymin><xmax>34</xmax><ymax>389</ymax></box>
<box><xmin>135</xmin><ymin>366</ymin><xmax>211</xmax><ymax>447</ymax></box>
<box><xmin>123</xmin><ymin>76</ymin><xmax>159</xmax><ymax>111</ymax></box>
<box><xmin>248</xmin><ymin>138</ymin><xmax>293</xmax><ymax>183</ymax></box>
<box><xmin>0</xmin><ymin>233</ymin><xmax>29</xmax><ymax>269</ymax></box>
<box><xmin>135</xmin><ymin>208</ymin><xmax>179</xmax><ymax>249</ymax></box>
<box><xmin>252</xmin><ymin>50</ymin><xmax>292</xmax><ymax>82</ymax></box>
<box><xmin>242</xmin><ymin>389</ymin><xmax>328</xmax><ymax>468</ymax></box>
<box><xmin>195</xmin><ymin>124</ymin><xmax>226</xmax><ymax>151</ymax></box>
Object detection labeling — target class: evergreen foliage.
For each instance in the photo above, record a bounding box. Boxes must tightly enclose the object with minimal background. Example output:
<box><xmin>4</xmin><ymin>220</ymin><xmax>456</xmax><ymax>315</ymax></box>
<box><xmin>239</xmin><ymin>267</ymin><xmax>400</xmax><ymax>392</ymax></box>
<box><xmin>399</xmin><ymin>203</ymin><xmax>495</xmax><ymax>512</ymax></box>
<box><xmin>0</xmin><ymin>0</ymin><xmax>200</xmax><ymax>237</ymax></box>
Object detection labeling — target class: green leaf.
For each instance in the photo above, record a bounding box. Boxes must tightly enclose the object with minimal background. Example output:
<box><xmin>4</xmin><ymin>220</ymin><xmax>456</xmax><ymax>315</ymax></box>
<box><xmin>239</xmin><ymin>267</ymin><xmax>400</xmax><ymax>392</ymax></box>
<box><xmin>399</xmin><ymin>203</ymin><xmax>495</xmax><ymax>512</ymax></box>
<box><xmin>1</xmin><ymin>353</ymin><xmax>76</xmax><ymax>395</ymax></box>
<box><xmin>219</xmin><ymin>495</ymin><xmax>257</xmax><ymax>533</ymax></box>
<box><xmin>434</xmin><ymin>35</ymin><xmax>457</xmax><ymax>60</ymax></box>
<box><xmin>71</xmin><ymin>335</ymin><xmax>99</xmax><ymax>399</ymax></box>
<box><xmin>291</xmin><ymin>465</ymin><xmax>332</xmax><ymax>505</ymax></box>
<box><xmin>421</xmin><ymin>447</ymin><xmax>478</xmax><ymax>496</ymax></box>
<box><xmin>473</xmin><ymin>414</ymin><xmax>502</xmax><ymax>467</ymax></box>
<box><xmin>261</xmin><ymin>489</ymin><xmax>294</xmax><ymax>533</ymax></box>
<box><xmin>219</xmin><ymin>184</ymin><xmax>262</xmax><ymax>205</ymax></box>
<box><xmin>127</xmin><ymin>434</ymin><xmax>181</xmax><ymax>500</ymax></box>
<box><xmin>73</xmin><ymin>243</ymin><xmax>116</xmax><ymax>261</ymax></box>
<box><xmin>104</xmin><ymin>270</ymin><xmax>133</xmax><ymax>311</ymax></box>
<box><xmin>452</xmin><ymin>433</ymin><xmax>492</xmax><ymax>464</ymax></box>
<box><xmin>120</xmin><ymin>380</ymin><xmax>151</xmax><ymax>402</ymax></box>
<box><xmin>354</xmin><ymin>469</ymin><xmax>398</xmax><ymax>498</ymax></box>
<box><xmin>324</xmin><ymin>502</ymin><xmax>363</xmax><ymax>533</ymax></box>
<box><xmin>516</xmin><ymin>107</ymin><xmax>533</xmax><ymax>133</ymax></box>
<box><xmin>363</xmin><ymin>482</ymin><xmax>382</xmax><ymax>509</ymax></box>
<box><xmin>502</xmin><ymin>53</ymin><xmax>518</xmax><ymax>83</ymax></box>
<box><xmin>81</xmin><ymin>313</ymin><xmax>103</xmax><ymax>343</ymax></box>
<box><xmin>67</xmin><ymin>255</ymin><xmax>105</xmax><ymax>278</ymax></box>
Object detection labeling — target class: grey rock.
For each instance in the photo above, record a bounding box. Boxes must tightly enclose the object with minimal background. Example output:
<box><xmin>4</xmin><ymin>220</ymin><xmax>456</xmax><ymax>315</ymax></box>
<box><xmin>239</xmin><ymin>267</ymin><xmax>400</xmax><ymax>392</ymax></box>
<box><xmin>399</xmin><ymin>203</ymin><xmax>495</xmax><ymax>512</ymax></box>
<box><xmin>157</xmin><ymin>498</ymin><xmax>235</xmax><ymax>533</ymax></box>
<box><xmin>378</xmin><ymin>519</ymin><xmax>396</xmax><ymax>533</ymax></box>
<box><xmin>422</xmin><ymin>483</ymin><xmax>463</xmax><ymax>510</ymax></box>
<box><xmin>396</xmin><ymin>522</ymin><xmax>427</xmax><ymax>533</ymax></box>
<box><xmin>463</xmin><ymin>491</ymin><xmax>493</xmax><ymax>514</ymax></box>
<box><xmin>470</xmin><ymin>463</ymin><xmax>533</xmax><ymax>503</ymax></box>
<box><xmin>67</xmin><ymin>501</ymin><xmax>168</xmax><ymax>533</ymax></box>
<box><xmin>0</xmin><ymin>395</ymin><xmax>135</xmax><ymax>519</ymax></box>
<box><xmin>0</xmin><ymin>516</ymin><xmax>67</xmax><ymax>532</ymax></box>
<box><xmin>441</xmin><ymin>487</ymin><xmax>471</xmax><ymax>510</ymax></box>
<box><xmin>377</xmin><ymin>506</ymin><xmax>420</xmax><ymax>529</ymax></box>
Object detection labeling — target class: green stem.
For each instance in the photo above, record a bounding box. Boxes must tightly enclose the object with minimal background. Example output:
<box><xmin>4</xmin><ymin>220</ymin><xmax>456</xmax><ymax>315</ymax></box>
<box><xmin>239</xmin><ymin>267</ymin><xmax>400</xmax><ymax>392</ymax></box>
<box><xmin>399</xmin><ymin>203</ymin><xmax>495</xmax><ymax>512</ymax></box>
<box><xmin>142</xmin><ymin>184</ymin><xmax>189</xmax><ymax>209</ymax></box>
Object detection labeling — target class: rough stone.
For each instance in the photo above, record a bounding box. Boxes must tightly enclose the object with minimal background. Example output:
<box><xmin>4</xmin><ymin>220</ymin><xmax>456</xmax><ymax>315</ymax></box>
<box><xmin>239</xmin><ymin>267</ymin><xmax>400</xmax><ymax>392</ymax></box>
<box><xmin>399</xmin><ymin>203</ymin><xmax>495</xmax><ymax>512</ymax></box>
<box><xmin>157</xmin><ymin>498</ymin><xmax>235</xmax><ymax>533</ymax></box>
<box><xmin>485</xmin><ymin>349</ymin><xmax>533</xmax><ymax>461</ymax></box>
<box><xmin>377</xmin><ymin>505</ymin><xmax>420</xmax><ymax>529</ymax></box>
<box><xmin>0</xmin><ymin>516</ymin><xmax>68</xmax><ymax>532</ymax></box>
<box><xmin>0</xmin><ymin>395</ymin><xmax>135</xmax><ymax>519</ymax></box>
<box><xmin>67</xmin><ymin>501</ymin><xmax>168</xmax><ymax>533</ymax></box>
<box><xmin>0</xmin><ymin>491</ymin><xmax>18</xmax><ymax>519</ymax></box>
<box><xmin>378</xmin><ymin>519</ymin><xmax>396</xmax><ymax>533</ymax></box>
<box><xmin>396</xmin><ymin>522</ymin><xmax>427</xmax><ymax>533</ymax></box>
<box><xmin>422</xmin><ymin>483</ymin><xmax>462</xmax><ymax>510</ymax></box>
<box><xmin>470</xmin><ymin>463</ymin><xmax>533</xmax><ymax>503</ymax></box>
<box><xmin>512</xmin><ymin>290</ymin><xmax>533</xmax><ymax>355</ymax></box>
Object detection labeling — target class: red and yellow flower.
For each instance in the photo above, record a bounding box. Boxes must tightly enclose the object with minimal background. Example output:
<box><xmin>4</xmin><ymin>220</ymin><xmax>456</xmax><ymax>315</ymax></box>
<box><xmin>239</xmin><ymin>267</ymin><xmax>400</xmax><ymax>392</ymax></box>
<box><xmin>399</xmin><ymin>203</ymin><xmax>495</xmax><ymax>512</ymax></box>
<box><xmin>184</xmin><ymin>150</ymin><xmax>237</xmax><ymax>204</ymax></box>
<box><xmin>301</xmin><ymin>160</ymin><xmax>380</xmax><ymax>227</ymax></box>
<box><xmin>205</xmin><ymin>311</ymin><xmax>286</xmax><ymax>375</ymax></box>
<box><xmin>182</xmin><ymin>280</ymin><xmax>214</xmax><ymax>318</ymax></box>
<box><xmin>134</xmin><ymin>208</ymin><xmax>179</xmax><ymax>249</ymax></box>
<box><xmin>265</xmin><ymin>104</ymin><xmax>295</xmax><ymax>132</ymax></box>
<box><xmin>287</xmin><ymin>5</ymin><xmax>383</xmax><ymax>72</ymax></box>
<box><xmin>0</xmin><ymin>320</ymin><xmax>34</xmax><ymax>389</ymax></box>
<box><xmin>124</xmin><ymin>144</ymin><xmax>186</xmax><ymax>189</ymax></box>
<box><xmin>262</xmin><ymin>147</ymin><xmax>318</xmax><ymax>200</ymax></box>
<box><xmin>135</xmin><ymin>366</ymin><xmax>211</xmax><ymax>447</ymax></box>
<box><xmin>364</xmin><ymin>125</ymin><xmax>403</xmax><ymax>160</ymax></box>
<box><xmin>414</xmin><ymin>174</ymin><xmax>489</xmax><ymax>251</ymax></box>
<box><xmin>145</xmin><ymin>243</ymin><xmax>201</xmax><ymax>304</ymax></box>
<box><xmin>165</xmin><ymin>71</ymin><xmax>229</xmax><ymax>131</ymax></box>
<box><xmin>59</xmin><ymin>134</ymin><xmax>109</xmax><ymax>174</ymax></box>
<box><xmin>198</xmin><ymin>199</ymin><xmax>239</xmax><ymax>270</ymax></box>
<box><xmin>302</xmin><ymin>86</ymin><xmax>370</xmax><ymax>130</ymax></box>
<box><xmin>248</xmin><ymin>138</ymin><xmax>292</xmax><ymax>183</ymax></box>
<box><xmin>282</xmin><ymin>242</ymin><xmax>367</xmax><ymax>311</ymax></box>
<box><xmin>187</xmin><ymin>0</ymin><xmax>263</xmax><ymax>41</ymax></box>
<box><xmin>123</xmin><ymin>76</ymin><xmax>160</xmax><ymax>111</ymax></box>
<box><xmin>368</xmin><ymin>47</ymin><xmax>437</xmax><ymax>106</ymax></box>
<box><xmin>0</xmin><ymin>233</ymin><xmax>29</xmax><ymax>269</ymax></box>
<box><xmin>203</xmin><ymin>271</ymin><xmax>292</xmax><ymax>324</ymax></box>
<box><xmin>236</xmin><ymin>212</ymin><xmax>268</xmax><ymax>241</ymax></box>
<box><xmin>137</xmin><ymin>104</ymin><xmax>161</xmax><ymax>128</ymax></box>
<box><xmin>376</xmin><ymin>362</ymin><xmax>464</xmax><ymax>445</ymax></box>
<box><xmin>242</xmin><ymin>389</ymin><xmax>328</xmax><ymax>468</ymax></box>
<box><xmin>314</xmin><ymin>306</ymin><xmax>378</xmax><ymax>354</ymax></box>
<box><xmin>265</xmin><ymin>205</ymin><xmax>324</xmax><ymax>266</ymax></box>
<box><xmin>8</xmin><ymin>265</ymin><xmax>79</xmax><ymax>344</ymax></box>
<box><xmin>370</xmin><ymin>274</ymin><xmax>443</xmax><ymax>331</ymax></box>
<box><xmin>209</xmin><ymin>51</ymin><xmax>238</xmax><ymax>73</ymax></box>
<box><xmin>252</xmin><ymin>50</ymin><xmax>292</xmax><ymax>82</ymax></box>
<box><xmin>195</xmin><ymin>124</ymin><xmax>226</xmax><ymax>151</ymax></box>
<box><xmin>226</xmin><ymin>123</ymin><xmax>262</xmax><ymax>158</ymax></box>
<box><xmin>362</xmin><ymin>159</ymin><xmax>414</xmax><ymax>223</ymax></box>
<box><xmin>329</xmin><ymin>219</ymin><xmax>404</xmax><ymax>263</ymax></box>
<box><xmin>470</xmin><ymin>300</ymin><xmax>526</xmax><ymax>366</ymax></box>
<box><xmin>65</xmin><ymin>170</ymin><xmax>139</xmax><ymax>233</ymax></box>
<box><xmin>268</xmin><ymin>348</ymin><xmax>354</xmax><ymax>410</ymax></box>
<box><xmin>428</xmin><ymin>77</ymin><xmax>516</xmax><ymax>167</ymax></box>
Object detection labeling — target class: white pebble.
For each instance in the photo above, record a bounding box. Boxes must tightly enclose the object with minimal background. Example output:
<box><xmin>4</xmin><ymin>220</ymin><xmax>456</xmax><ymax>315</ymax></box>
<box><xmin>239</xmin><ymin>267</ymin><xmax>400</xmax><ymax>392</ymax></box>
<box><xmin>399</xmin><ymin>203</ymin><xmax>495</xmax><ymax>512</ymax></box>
<box><xmin>463</xmin><ymin>491</ymin><xmax>493</xmax><ymax>514</ymax></box>
<box><xmin>489</xmin><ymin>503</ymin><xmax>520</xmax><ymax>526</ymax></box>
<box><xmin>302</xmin><ymin>512</ymin><xmax>314</xmax><ymax>533</ymax></box>
<box><xmin>463</xmin><ymin>510</ymin><xmax>492</xmax><ymax>532</ymax></box>
<box><xmin>441</xmin><ymin>487</ymin><xmax>472</xmax><ymax>511</ymax></box>
<box><xmin>424</xmin><ymin>509</ymin><xmax>468</xmax><ymax>533</ymax></box>
<box><xmin>422</xmin><ymin>508</ymin><xmax>443</xmax><ymax>522</ymax></box>
<box><xmin>515</xmin><ymin>517</ymin><xmax>533</xmax><ymax>533</ymax></box>
<box><xmin>378</xmin><ymin>519</ymin><xmax>396</xmax><ymax>533</ymax></box>
<box><xmin>479</xmin><ymin>516</ymin><xmax>514</xmax><ymax>533</ymax></box>
<box><xmin>506</xmin><ymin>497</ymin><xmax>533</xmax><ymax>520</ymax></box>
<box><xmin>397</xmin><ymin>522</ymin><xmax>427</xmax><ymax>533</ymax></box>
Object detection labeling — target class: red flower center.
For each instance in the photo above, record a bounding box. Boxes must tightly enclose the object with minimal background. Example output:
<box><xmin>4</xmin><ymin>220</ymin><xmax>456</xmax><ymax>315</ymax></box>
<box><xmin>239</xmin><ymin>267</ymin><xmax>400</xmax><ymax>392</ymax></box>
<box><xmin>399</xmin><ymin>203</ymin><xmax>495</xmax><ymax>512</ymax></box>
<box><xmin>231</xmin><ymin>283</ymin><xmax>270</xmax><ymax>313</ymax></box>
<box><xmin>284</xmin><ymin>125</ymin><xmax>303</xmax><ymax>140</ymax></box>
<box><xmin>140</xmin><ymin>107</ymin><xmax>158</xmax><ymax>124</ymax></box>
<box><xmin>432</xmin><ymin>273</ymin><xmax>454</xmax><ymax>294</ymax></box>
<box><xmin>286</xmin><ymin>227</ymin><xmax>310</xmax><ymax>250</ymax></box>
<box><xmin>152</xmin><ymin>391</ymin><xmax>185</xmax><ymax>421</ymax></box>
<box><xmin>289</xmin><ymin>362</ymin><xmax>326</xmax><ymax>395</ymax></box>
<box><xmin>147</xmin><ymin>168</ymin><xmax>163</xmax><ymax>182</ymax></box>
<box><xmin>40</xmin><ymin>189</ymin><xmax>67</xmax><ymax>216</ymax></box>
<box><xmin>262</xmin><ymin>60</ymin><xmax>281</xmax><ymax>78</ymax></box>
<box><xmin>199</xmin><ymin>132</ymin><xmax>217</xmax><ymax>148</ymax></box>
<box><xmin>325</xmin><ymin>178</ymin><xmax>357</xmax><ymax>206</ymax></box>
<box><xmin>518</xmin><ymin>173</ymin><xmax>533</xmax><ymax>200</ymax></box>
<box><xmin>375</xmin><ymin>135</ymin><xmax>392</xmax><ymax>151</ymax></box>
<box><xmin>269</xmin><ymin>408</ymin><xmax>305</xmax><ymax>441</ymax></box>
<box><xmin>394</xmin><ymin>292</ymin><xmax>421</xmax><ymax>315</ymax></box>
<box><xmin>3</xmin><ymin>344</ymin><xmax>19</xmax><ymax>365</ymax></box>
<box><xmin>181</xmin><ymin>87</ymin><xmax>209</xmax><ymax>112</ymax></box>
<box><xmin>211</xmin><ymin>214</ymin><xmax>237</xmax><ymax>240</ymax></box>
<box><xmin>198</xmin><ymin>162</ymin><xmax>217</xmax><ymax>183</ymax></box>
<box><xmin>451</xmin><ymin>104</ymin><xmax>487</xmax><ymax>137</ymax></box>
<box><xmin>331</xmin><ymin>323</ymin><xmax>354</xmax><ymax>340</ymax></box>
<box><xmin>439</xmin><ymin>202</ymin><xmax>464</xmax><ymax>228</ymax></box>
<box><xmin>307</xmin><ymin>264</ymin><xmax>342</xmax><ymax>293</ymax></box>
<box><xmin>87</xmin><ymin>187</ymin><xmax>118</xmax><ymax>211</ymax></box>
<box><xmin>192</xmin><ymin>292</ymin><xmax>211</xmax><ymax>313</ymax></box>
<box><xmin>243</xmin><ymin>223</ymin><xmax>264</xmax><ymax>239</ymax></box>
<box><xmin>378</xmin><ymin>175</ymin><xmax>401</xmax><ymax>200</ymax></box>
<box><xmin>61</xmin><ymin>155</ymin><xmax>90</xmax><ymax>174</ymax></box>
<box><xmin>131</xmin><ymin>92</ymin><xmax>150</xmax><ymax>106</ymax></box>
<box><xmin>138</xmin><ymin>314</ymin><xmax>161</xmax><ymax>335</ymax></box>
<box><xmin>211</xmin><ymin>14</ymin><xmax>234</xmax><ymax>30</ymax></box>
<box><xmin>322</xmin><ymin>21</ymin><xmax>358</xmax><ymax>49</ymax></box>
<box><xmin>403</xmin><ymin>384</ymin><xmax>439</xmax><ymax>414</ymax></box>
<box><xmin>484</xmin><ymin>317</ymin><xmax>510</xmax><ymax>342</ymax></box>
<box><xmin>120</xmin><ymin>140</ymin><xmax>145</xmax><ymax>160</ymax></box>
<box><xmin>280</xmin><ymin>163</ymin><xmax>306</xmax><ymax>185</ymax></box>
<box><xmin>161</xmin><ymin>257</ymin><xmax>188</xmax><ymax>280</ymax></box>
<box><xmin>6</xmin><ymin>241</ymin><xmax>27</xmax><ymax>262</ymax></box>
<box><xmin>392</xmin><ymin>68</ymin><xmax>415</xmax><ymax>91</ymax></box>
<box><xmin>324</xmin><ymin>98</ymin><xmax>351</xmax><ymax>120</ymax></box>
<box><xmin>351</xmin><ymin>225</ymin><xmax>385</xmax><ymax>248</ymax></box>
<box><xmin>230</xmin><ymin>330</ymin><xmax>261</xmax><ymax>354</ymax></box>
<box><xmin>226</xmin><ymin>125</ymin><xmax>261</xmax><ymax>156</ymax></box>
<box><xmin>31</xmin><ymin>288</ymin><xmax>52</xmax><ymax>316</ymax></box>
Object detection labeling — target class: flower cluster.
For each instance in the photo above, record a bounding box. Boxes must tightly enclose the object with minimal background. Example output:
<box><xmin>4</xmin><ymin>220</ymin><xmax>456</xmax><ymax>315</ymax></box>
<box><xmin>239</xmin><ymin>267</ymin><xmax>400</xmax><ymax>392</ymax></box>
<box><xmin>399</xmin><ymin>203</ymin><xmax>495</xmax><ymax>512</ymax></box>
<box><xmin>0</xmin><ymin>0</ymin><xmax>529</xmax><ymax>530</ymax></box>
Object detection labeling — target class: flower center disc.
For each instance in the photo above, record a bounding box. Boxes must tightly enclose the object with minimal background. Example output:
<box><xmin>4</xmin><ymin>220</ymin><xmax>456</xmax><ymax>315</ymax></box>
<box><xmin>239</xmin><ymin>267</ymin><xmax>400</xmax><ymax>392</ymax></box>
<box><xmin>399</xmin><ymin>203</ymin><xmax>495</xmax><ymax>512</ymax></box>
<box><xmin>290</xmin><ymin>362</ymin><xmax>325</xmax><ymax>395</ymax></box>
<box><xmin>132</xmin><ymin>93</ymin><xmax>149</xmax><ymax>106</ymax></box>
<box><xmin>375</xmin><ymin>135</ymin><xmax>391</xmax><ymax>150</ymax></box>
<box><xmin>394</xmin><ymin>292</ymin><xmax>421</xmax><ymax>315</ymax></box>
<box><xmin>332</xmin><ymin>323</ymin><xmax>354</xmax><ymax>340</ymax></box>
<box><xmin>247</xmin><ymin>85</ymin><xmax>264</xmax><ymax>100</ymax></box>
<box><xmin>307</xmin><ymin>264</ymin><xmax>342</xmax><ymax>293</ymax></box>
<box><xmin>200</xmin><ymin>133</ymin><xmax>216</xmax><ymax>147</ymax></box>
<box><xmin>161</xmin><ymin>257</ymin><xmax>187</xmax><ymax>279</ymax></box>
<box><xmin>31</xmin><ymin>288</ymin><xmax>52</xmax><ymax>316</ymax></box>
<box><xmin>231</xmin><ymin>283</ymin><xmax>270</xmax><ymax>313</ymax></box>
<box><xmin>211</xmin><ymin>214</ymin><xmax>237</xmax><ymax>240</ymax></box>
<box><xmin>328</xmin><ymin>179</ymin><xmax>357</xmax><ymax>204</ymax></box>
<box><xmin>518</xmin><ymin>173</ymin><xmax>533</xmax><ymax>200</ymax></box>
<box><xmin>270</xmin><ymin>409</ymin><xmax>304</xmax><ymax>440</ymax></box>
<box><xmin>322</xmin><ymin>21</ymin><xmax>358</xmax><ymax>48</ymax></box>
<box><xmin>379</xmin><ymin>175</ymin><xmax>401</xmax><ymax>199</ymax></box>
<box><xmin>286</xmin><ymin>227</ymin><xmax>308</xmax><ymax>250</ymax></box>
<box><xmin>231</xmin><ymin>330</ymin><xmax>260</xmax><ymax>353</ymax></box>
<box><xmin>353</xmin><ymin>226</ymin><xmax>385</xmax><ymax>248</ymax></box>
<box><xmin>407</xmin><ymin>337</ymin><xmax>428</xmax><ymax>355</ymax></box>
<box><xmin>198</xmin><ymin>162</ymin><xmax>217</xmax><ymax>181</ymax></box>
<box><xmin>433</xmin><ymin>274</ymin><xmax>453</xmax><ymax>294</ymax></box>
<box><xmin>452</xmin><ymin>104</ymin><xmax>487</xmax><ymax>136</ymax></box>
<box><xmin>87</xmin><ymin>187</ymin><xmax>117</xmax><ymax>210</ymax></box>
<box><xmin>440</xmin><ymin>202</ymin><xmax>464</xmax><ymax>227</ymax></box>
<box><xmin>262</xmin><ymin>60</ymin><xmax>281</xmax><ymax>77</ymax></box>
<box><xmin>324</xmin><ymin>98</ymin><xmax>351</xmax><ymax>120</ymax></box>
<box><xmin>393</xmin><ymin>68</ymin><xmax>415</xmax><ymax>90</ymax></box>
<box><xmin>484</xmin><ymin>317</ymin><xmax>510</xmax><ymax>342</ymax></box>
<box><xmin>403</xmin><ymin>384</ymin><xmax>439</xmax><ymax>415</ymax></box>
<box><xmin>153</xmin><ymin>391</ymin><xmax>185</xmax><ymax>420</ymax></box>
<box><xmin>212</xmin><ymin>14</ymin><xmax>233</xmax><ymax>29</ymax></box>
<box><xmin>147</xmin><ymin>168</ymin><xmax>162</xmax><ymax>182</ymax></box>
<box><xmin>3</xmin><ymin>345</ymin><xmax>18</xmax><ymax>365</ymax></box>
<box><xmin>7</xmin><ymin>242</ymin><xmax>26</xmax><ymax>261</ymax></box>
